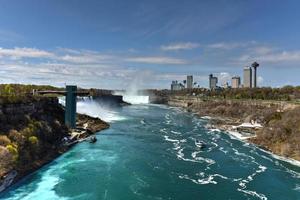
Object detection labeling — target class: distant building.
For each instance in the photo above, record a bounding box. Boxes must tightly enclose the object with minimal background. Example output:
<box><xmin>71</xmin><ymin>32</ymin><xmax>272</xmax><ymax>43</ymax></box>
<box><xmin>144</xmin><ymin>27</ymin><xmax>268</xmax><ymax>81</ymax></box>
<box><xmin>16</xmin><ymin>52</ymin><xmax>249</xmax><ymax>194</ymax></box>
<box><xmin>186</xmin><ymin>75</ymin><xmax>193</xmax><ymax>89</ymax></box>
<box><xmin>171</xmin><ymin>81</ymin><xmax>184</xmax><ymax>91</ymax></box>
<box><xmin>243</xmin><ymin>67</ymin><xmax>252</xmax><ymax>88</ymax></box>
<box><xmin>251</xmin><ymin>62</ymin><xmax>260</xmax><ymax>88</ymax></box>
<box><xmin>231</xmin><ymin>76</ymin><xmax>241</xmax><ymax>88</ymax></box>
<box><xmin>209</xmin><ymin>74</ymin><xmax>218</xmax><ymax>90</ymax></box>
<box><xmin>222</xmin><ymin>82</ymin><xmax>230</xmax><ymax>89</ymax></box>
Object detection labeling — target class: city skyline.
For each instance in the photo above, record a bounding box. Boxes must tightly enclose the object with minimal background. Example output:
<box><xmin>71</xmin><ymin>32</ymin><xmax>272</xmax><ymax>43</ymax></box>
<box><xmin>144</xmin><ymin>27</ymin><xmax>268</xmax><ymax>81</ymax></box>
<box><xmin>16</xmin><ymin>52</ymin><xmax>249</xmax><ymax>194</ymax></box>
<box><xmin>1</xmin><ymin>1</ymin><xmax>300</xmax><ymax>89</ymax></box>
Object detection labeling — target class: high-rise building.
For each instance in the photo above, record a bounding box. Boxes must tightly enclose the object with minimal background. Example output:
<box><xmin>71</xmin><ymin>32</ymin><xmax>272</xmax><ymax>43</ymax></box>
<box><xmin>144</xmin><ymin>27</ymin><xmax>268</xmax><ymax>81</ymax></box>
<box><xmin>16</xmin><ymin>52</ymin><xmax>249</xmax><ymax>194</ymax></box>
<box><xmin>187</xmin><ymin>75</ymin><xmax>193</xmax><ymax>89</ymax></box>
<box><xmin>243</xmin><ymin>67</ymin><xmax>252</xmax><ymax>88</ymax></box>
<box><xmin>231</xmin><ymin>76</ymin><xmax>241</xmax><ymax>88</ymax></box>
<box><xmin>209</xmin><ymin>74</ymin><xmax>218</xmax><ymax>90</ymax></box>
<box><xmin>171</xmin><ymin>81</ymin><xmax>184</xmax><ymax>91</ymax></box>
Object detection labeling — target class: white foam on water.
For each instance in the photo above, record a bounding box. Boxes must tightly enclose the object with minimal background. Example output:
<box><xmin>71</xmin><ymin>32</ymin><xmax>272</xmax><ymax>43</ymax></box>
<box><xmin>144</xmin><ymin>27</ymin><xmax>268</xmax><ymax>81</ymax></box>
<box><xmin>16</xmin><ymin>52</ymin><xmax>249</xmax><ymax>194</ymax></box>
<box><xmin>191</xmin><ymin>151</ymin><xmax>202</xmax><ymax>159</ymax></box>
<box><xmin>219</xmin><ymin>147</ymin><xmax>229</xmax><ymax>154</ymax></box>
<box><xmin>179</xmin><ymin>173</ymin><xmax>228</xmax><ymax>185</ymax></box>
<box><xmin>163</xmin><ymin>135</ymin><xmax>186</xmax><ymax>151</ymax></box>
<box><xmin>208</xmin><ymin>128</ymin><xmax>221</xmax><ymax>133</ymax></box>
<box><xmin>122</xmin><ymin>95</ymin><xmax>149</xmax><ymax>104</ymax></box>
<box><xmin>159</xmin><ymin>128</ymin><xmax>167</xmax><ymax>134</ymax></box>
<box><xmin>76</xmin><ymin>99</ymin><xmax>126</xmax><ymax>122</ymax></box>
<box><xmin>237</xmin><ymin>164</ymin><xmax>267</xmax><ymax>200</ymax></box>
<box><xmin>194</xmin><ymin>140</ymin><xmax>205</xmax><ymax>149</ymax></box>
<box><xmin>201</xmin><ymin>116</ymin><xmax>212</xmax><ymax>120</ymax></box>
<box><xmin>232</xmin><ymin>148</ymin><xmax>255</xmax><ymax>161</ymax></box>
<box><xmin>226</xmin><ymin>131</ymin><xmax>255</xmax><ymax>140</ymax></box>
<box><xmin>176</xmin><ymin>148</ymin><xmax>215</xmax><ymax>165</ymax></box>
<box><xmin>170</xmin><ymin>130</ymin><xmax>181</xmax><ymax>135</ymax></box>
<box><xmin>237</xmin><ymin>188</ymin><xmax>268</xmax><ymax>200</ymax></box>
<box><xmin>140</xmin><ymin>119</ymin><xmax>146</xmax><ymax>125</ymax></box>
<box><xmin>260</xmin><ymin>148</ymin><xmax>300</xmax><ymax>168</ymax></box>
<box><xmin>178</xmin><ymin>174</ymin><xmax>217</xmax><ymax>185</ymax></box>
<box><xmin>196</xmin><ymin>175</ymin><xmax>217</xmax><ymax>185</ymax></box>
<box><xmin>164</xmin><ymin>135</ymin><xmax>181</xmax><ymax>143</ymax></box>
<box><xmin>4</xmin><ymin>168</ymin><xmax>68</xmax><ymax>200</ymax></box>
<box><xmin>59</xmin><ymin>97</ymin><xmax>126</xmax><ymax>122</ymax></box>
<box><xmin>294</xmin><ymin>184</ymin><xmax>300</xmax><ymax>191</ymax></box>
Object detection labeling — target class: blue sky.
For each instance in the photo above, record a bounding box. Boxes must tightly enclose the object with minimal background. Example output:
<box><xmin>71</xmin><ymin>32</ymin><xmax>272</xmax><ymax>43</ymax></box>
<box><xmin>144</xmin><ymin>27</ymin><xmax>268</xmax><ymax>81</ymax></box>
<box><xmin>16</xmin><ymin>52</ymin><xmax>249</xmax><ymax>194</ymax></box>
<box><xmin>0</xmin><ymin>0</ymin><xmax>300</xmax><ymax>89</ymax></box>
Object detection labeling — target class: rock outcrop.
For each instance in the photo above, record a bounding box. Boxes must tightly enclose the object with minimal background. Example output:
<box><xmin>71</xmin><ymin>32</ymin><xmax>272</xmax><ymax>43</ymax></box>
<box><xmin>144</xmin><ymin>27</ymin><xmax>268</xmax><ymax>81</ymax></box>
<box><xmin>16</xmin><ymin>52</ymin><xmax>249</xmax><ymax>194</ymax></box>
<box><xmin>0</xmin><ymin>97</ymin><xmax>109</xmax><ymax>192</ymax></box>
<box><xmin>163</xmin><ymin>94</ymin><xmax>300</xmax><ymax>161</ymax></box>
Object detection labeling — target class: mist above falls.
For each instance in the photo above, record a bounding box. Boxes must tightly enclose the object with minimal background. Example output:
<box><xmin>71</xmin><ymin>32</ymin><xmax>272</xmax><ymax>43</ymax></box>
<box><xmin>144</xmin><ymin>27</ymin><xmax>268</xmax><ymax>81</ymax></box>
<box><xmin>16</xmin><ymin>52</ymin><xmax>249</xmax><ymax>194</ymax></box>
<box><xmin>59</xmin><ymin>97</ymin><xmax>126</xmax><ymax>122</ymax></box>
<box><xmin>116</xmin><ymin>72</ymin><xmax>151</xmax><ymax>104</ymax></box>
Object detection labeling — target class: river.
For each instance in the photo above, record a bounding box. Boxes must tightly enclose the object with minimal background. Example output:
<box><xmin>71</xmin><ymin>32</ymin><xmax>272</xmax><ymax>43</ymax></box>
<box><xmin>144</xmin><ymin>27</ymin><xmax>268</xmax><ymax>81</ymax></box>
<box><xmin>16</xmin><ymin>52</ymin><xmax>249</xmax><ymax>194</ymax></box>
<box><xmin>1</xmin><ymin>99</ymin><xmax>300</xmax><ymax>200</ymax></box>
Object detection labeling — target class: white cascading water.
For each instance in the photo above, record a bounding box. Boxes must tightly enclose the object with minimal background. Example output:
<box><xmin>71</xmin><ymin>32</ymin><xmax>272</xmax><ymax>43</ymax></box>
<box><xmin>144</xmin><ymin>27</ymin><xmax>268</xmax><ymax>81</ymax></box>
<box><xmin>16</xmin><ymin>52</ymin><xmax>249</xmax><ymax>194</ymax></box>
<box><xmin>59</xmin><ymin>97</ymin><xmax>126</xmax><ymax>122</ymax></box>
<box><xmin>122</xmin><ymin>95</ymin><xmax>149</xmax><ymax>104</ymax></box>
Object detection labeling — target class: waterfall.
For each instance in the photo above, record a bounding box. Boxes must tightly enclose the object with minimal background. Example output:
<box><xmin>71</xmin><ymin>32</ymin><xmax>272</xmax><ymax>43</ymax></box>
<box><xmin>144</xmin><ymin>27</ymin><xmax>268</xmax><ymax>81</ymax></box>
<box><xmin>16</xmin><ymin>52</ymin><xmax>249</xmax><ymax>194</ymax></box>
<box><xmin>59</xmin><ymin>96</ymin><xmax>126</xmax><ymax>122</ymax></box>
<box><xmin>122</xmin><ymin>95</ymin><xmax>149</xmax><ymax>104</ymax></box>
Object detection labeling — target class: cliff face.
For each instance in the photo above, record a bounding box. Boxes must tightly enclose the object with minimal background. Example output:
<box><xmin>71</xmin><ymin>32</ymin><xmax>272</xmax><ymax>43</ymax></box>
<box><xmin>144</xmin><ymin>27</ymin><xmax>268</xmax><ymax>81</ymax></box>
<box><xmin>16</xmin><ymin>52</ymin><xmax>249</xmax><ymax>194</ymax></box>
<box><xmin>250</xmin><ymin>108</ymin><xmax>300</xmax><ymax>160</ymax></box>
<box><xmin>165</xmin><ymin>95</ymin><xmax>300</xmax><ymax>161</ymax></box>
<box><xmin>0</xmin><ymin>98</ymin><xmax>69</xmax><ymax>179</ymax></box>
<box><xmin>0</xmin><ymin>97</ymin><xmax>110</xmax><ymax>192</ymax></box>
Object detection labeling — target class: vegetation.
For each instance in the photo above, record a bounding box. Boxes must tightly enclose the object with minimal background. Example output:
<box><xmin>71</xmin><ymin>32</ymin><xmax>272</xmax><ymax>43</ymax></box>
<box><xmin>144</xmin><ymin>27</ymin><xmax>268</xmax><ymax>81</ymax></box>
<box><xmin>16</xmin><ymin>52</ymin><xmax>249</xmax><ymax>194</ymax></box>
<box><xmin>188</xmin><ymin>99</ymin><xmax>278</xmax><ymax>123</ymax></box>
<box><xmin>170</xmin><ymin>95</ymin><xmax>300</xmax><ymax>161</ymax></box>
<box><xmin>0</xmin><ymin>84</ymin><xmax>109</xmax><ymax>180</ymax></box>
<box><xmin>163</xmin><ymin>86</ymin><xmax>300</xmax><ymax>101</ymax></box>
<box><xmin>0</xmin><ymin>84</ymin><xmax>63</xmax><ymax>96</ymax></box>
<box><xmin>0</xmin><ymin>84</ymin><xmax>63</xmax><ymax>104</ymax></box>
<box><xmin>251</xmin><ymin>108</ymin><xmax>300</xmax><ymax>160</ymax></box>
<box><xmin>0</xmin><ymin>97</ymin><xmax>68</xmax><ymax>176</ymax></box>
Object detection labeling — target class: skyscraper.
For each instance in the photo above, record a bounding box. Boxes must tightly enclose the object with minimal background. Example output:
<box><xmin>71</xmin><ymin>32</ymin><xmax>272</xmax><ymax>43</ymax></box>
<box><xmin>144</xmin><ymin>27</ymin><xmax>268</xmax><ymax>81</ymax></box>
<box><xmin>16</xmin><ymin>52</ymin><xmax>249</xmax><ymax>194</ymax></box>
<box><xmin>187</xmin><ymin>75</ymin><xmax>193</xmax><ymax>89</ymax></box>
<box><xmin>231</xmin><ymin>76</ymin><xmax>241</xmax><ymax>88</ymax></box>
<box><xmin>209</xmin><ymin>74</ymin><xmax>218</xmax><ymax>90</ymax></box>
<box><xmin>243</xmin><ymin>67</ymin><xmax>252</xmax><ymax>88</ymax></box>
<box><xmin>171</xmin><ymin>80</ymin><xmax>184</xmax><ymax>91</ymax></box>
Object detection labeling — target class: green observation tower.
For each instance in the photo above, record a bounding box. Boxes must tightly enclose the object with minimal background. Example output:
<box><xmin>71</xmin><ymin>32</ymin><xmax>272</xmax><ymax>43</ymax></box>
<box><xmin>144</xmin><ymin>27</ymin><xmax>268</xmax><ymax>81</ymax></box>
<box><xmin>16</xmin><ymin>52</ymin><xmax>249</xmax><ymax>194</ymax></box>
<box><xmin>65</xmin><ymin>85</ymin><xmax>77</xmax><ymax>128</ymax></box>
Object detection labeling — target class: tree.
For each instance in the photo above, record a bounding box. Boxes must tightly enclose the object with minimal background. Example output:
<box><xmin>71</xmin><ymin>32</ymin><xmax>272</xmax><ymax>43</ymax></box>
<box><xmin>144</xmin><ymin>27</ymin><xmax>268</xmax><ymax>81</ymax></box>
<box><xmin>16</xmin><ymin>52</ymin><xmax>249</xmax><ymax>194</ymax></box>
<box><xmin>0</xmin><ymin>135</ymin><xmax>11</xmax><ymax>146</ymax></box>
<box><xmin>0</xmin><ymin>146</ymin><xmax>14</xmax><ymax>173</ymax></box>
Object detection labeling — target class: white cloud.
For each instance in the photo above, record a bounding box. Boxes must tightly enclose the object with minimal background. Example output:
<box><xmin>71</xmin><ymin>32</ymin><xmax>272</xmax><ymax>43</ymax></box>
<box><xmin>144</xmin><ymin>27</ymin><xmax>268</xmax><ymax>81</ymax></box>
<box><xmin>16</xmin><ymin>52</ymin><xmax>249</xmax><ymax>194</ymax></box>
<box><xmin>251</xmin><ymin>46</ymin><xmax>274</xmax><ymax>55</ymax></box>
<box><xmin>238</xmin><ymin>50</ymin><xmax>300</xmax><ymax>64</ymax></box>
<box><xmin>258</xmin><ymin>51</ymin><xmax>300</xmax><ymax>62</ymax></box>
<box><xmin>59</xmin><ymin>54</ymin><xmax>113</xmax><ymax>64</ymax></box>
<box><xmin>0</xmin><ymin>47</ymin><xmax>54</xmax><ymax>59</ymax></box>
<box><xmin>216</xmin><ymin>72</ymin><xmax>232</xmax><ymax>85</ymax></box>
<box><xmin>126</xmin><ymin>56</ymin><xmax>187</xmax><ymax>64</ymax></box>
<box><xmin>0</xmin><ymin>46</ymin><xmax>191</xmax><ymax>88</ymax></box>
<box><xmin>161</xmin><ymin>42</ymin><xmax>199</xmax><ymax>51</ymax></box>
<box><xmin>258</xmin><ymin>76</ymin><xmax>264</xmax><ymax>85</ymax></box>
<box><xmin>207</xmin><ymin>41</ymin><xmax>256</xmax><ymax>50</ymax></box>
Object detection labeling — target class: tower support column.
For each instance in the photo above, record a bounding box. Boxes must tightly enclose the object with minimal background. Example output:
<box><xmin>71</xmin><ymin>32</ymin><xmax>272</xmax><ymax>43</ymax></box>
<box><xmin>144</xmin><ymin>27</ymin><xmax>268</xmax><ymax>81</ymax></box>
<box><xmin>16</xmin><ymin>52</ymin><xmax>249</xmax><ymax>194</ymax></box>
<box><xmin>65</xmin><ymin>85</ymin><xmax>77</xmax><ymax>128</ymax></box>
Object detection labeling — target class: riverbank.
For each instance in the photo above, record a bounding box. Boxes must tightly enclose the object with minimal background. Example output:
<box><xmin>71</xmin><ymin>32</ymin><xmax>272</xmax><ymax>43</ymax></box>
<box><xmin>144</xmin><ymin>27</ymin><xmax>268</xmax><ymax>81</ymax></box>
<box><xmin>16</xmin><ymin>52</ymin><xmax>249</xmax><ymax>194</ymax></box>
<box><xmin>0</xmin><ymin>97</ymin><xmax>109</xmax><ymax>193</ymax></box>
<box><xmin>165</xmin><ymin>95</ymin><xmax>300</xmax><ymax>163</ymax></box>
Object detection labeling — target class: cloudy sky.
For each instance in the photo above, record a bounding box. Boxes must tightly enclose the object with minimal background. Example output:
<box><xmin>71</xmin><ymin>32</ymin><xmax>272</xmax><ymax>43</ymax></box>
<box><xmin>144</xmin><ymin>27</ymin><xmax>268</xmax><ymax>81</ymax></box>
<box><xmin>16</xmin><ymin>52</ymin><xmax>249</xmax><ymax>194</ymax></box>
<box><xmin>1</xmin><ymin>0</ymin><xmax>300</xmax><ymax>89</ymax></box>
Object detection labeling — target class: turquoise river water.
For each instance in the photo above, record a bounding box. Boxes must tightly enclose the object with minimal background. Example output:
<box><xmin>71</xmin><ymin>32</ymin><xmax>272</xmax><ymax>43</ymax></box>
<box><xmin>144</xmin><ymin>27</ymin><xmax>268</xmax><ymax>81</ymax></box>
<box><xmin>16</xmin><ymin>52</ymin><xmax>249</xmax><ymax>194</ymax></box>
<box><xmin>1</xmin><ymin>101</ymin><xmax>300</xmax><ymax>200</ymax></box>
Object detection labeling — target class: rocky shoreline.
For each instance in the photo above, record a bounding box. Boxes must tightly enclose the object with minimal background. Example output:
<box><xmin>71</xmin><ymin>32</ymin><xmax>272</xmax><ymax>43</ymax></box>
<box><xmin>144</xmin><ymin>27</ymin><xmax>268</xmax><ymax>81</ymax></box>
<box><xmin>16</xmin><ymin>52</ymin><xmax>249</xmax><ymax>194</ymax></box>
<box><xmin>165</xmin><ymin>95</ymin><xmax>300</xmax><ymax>164</ymax></box>
<box><xmin>0</xmin><ymin>98</ymin><xmax>109</xmax><ymax>193</ymax></box>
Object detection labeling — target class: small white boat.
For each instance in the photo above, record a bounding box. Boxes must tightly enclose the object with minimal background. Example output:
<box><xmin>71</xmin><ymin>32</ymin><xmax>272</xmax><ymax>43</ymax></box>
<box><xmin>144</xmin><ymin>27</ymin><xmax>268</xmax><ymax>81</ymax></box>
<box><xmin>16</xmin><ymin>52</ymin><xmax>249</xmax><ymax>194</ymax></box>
<box><xmin>89</xmin><ymin>136</ymin><xmax>97</xmax><ymax>143</ymax></box>
<box><xmin>195</xmin><ymin>140</ymin><xmax>206</xmax><ymax>149</ymax></box>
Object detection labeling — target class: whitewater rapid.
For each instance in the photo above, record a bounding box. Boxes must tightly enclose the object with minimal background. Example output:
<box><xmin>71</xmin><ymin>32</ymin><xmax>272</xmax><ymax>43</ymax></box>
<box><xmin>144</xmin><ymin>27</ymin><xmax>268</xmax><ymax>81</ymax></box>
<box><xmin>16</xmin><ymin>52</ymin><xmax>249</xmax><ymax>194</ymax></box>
<box><xmin>59</xmin><ymin>97</ymin><xmax>126</xmax><ymax>122</ymax></box>
<box><xmin>1</xmin><ymin>102</ymin><xmax>300</xmax><ymax>200</ymax></box>
<box><xmin>122</xmin><ymin>95</ymin><xmax>149</xmax><ymax>104</ymax></box>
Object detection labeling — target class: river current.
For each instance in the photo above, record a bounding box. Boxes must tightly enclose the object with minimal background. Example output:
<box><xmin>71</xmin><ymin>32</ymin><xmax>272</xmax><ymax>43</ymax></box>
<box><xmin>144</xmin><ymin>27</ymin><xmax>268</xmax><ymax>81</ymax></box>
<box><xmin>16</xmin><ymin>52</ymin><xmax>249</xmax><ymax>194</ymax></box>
<box><xmin>1</xmin><ymin>100</ymin><xmax>300</xmax><ymax>200</ymax></box>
